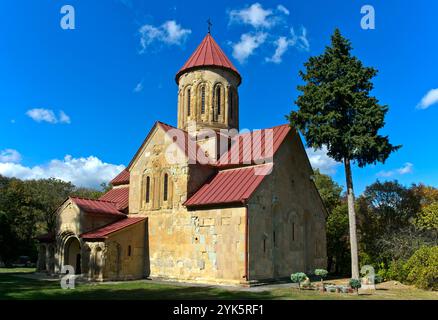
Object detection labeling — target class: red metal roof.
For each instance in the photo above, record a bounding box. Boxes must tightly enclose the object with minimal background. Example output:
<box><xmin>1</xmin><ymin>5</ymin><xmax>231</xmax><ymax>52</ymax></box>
<box><xmin>184</xmin><ymin>164</ymin><xmax>273</xmax><ymax>208</ymax></box>
<box><xmin>99</xmin><ymin>187</ymin><xmax>129</xmax><ymax>211</ymax></box>
<box><xmin>176</xmin><ymin>34</ymin><xmax>241</xmax><ymax>84</ymax></box>
<box><xmin>217</xmin><ymin>124</ymin><xmax>291</xmax><ymax>168</ymax></box>
<box><xmin>70</xmin><ymin>197</ymin><xmax>125</xmax><ymax>217</ymax></box>
<box><xmin>80</xmin><ymin>217</ymin><xmax>146</xmax><ymax>240</ymax></box>
<box><xmin>111</xmin><ymin>169</ymin><xmax>130</xmax><ymax>186</ymax></box>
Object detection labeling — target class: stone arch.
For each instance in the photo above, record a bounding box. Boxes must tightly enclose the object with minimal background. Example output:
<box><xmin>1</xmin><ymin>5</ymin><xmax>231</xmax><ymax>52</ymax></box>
<box><xmin>286</xmin><ymin>210</ymin><xmax>298</xmax><ymax>245</ymax></box>
<box><xmin>141</xmin><ymin>168</ymin><xmax>154</xmax><ymax>210</ymax></box>
<box><xmin>160</xmin><ymin>169</ymin><xmax>173</xmax><ymax>207</ymax></box>
<box><xmin>184</xmin><ymin>85</ymin><xmax>193</xmax><ymax>118</ymax></box>
<box><xmin>64</xmin><ymin>236</ymin><xmax>82</xmax><ymax>274</ymax></box>
<box><xmin>213</xmin><ymin>82</ymin><xmax>226</xmax><ymax>122</ymax></box>
<box><xmin>56</xmin><ymin>231</ymin><xmax>82</xmax><ymax>275</ymax></box>
<box><xmin>197</xmin><ymin>82</ymin><xmax>209</xmax><ymax>120</ymax></box>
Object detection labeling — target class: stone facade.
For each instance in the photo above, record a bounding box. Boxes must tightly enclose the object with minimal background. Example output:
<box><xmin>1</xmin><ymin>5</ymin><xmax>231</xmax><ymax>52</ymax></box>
<box><xmin>247</xmin><ymin>131</ymin><xmax>327</xmax><ymax>280</ymax></box>
<box><xmin>177</xmin><ymin>67</ymin><xmax>240</xmax><ymax>132</ymax></box>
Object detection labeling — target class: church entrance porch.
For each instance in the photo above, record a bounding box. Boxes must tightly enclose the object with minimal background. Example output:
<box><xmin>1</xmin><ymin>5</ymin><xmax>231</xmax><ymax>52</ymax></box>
<box><xmin>64</xmin><ymin>237</ymin><xmax>82</xmax><ymax>274</ymax></box>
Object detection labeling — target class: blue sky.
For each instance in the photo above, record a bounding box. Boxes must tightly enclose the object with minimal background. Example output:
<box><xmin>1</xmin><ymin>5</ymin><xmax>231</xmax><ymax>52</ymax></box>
<box><xmin>0</xmin><ymin>0</ymin><xmax>437</xmax><ymax>193</ymax></box>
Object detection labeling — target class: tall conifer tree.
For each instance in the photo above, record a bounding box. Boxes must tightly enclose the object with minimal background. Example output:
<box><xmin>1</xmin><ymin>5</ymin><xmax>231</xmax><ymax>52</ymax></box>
<box><xmin>289</xmin><ymin>29</ymin><xmax>400</xmax><ymax>278</ymax></box>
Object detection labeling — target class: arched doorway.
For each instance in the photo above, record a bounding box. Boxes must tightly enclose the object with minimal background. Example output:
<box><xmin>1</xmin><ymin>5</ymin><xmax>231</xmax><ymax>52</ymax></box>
<box><xmin>64</xmin><ymin>237</ymin><xmax>82</xmax><ymax>274</ymax></box>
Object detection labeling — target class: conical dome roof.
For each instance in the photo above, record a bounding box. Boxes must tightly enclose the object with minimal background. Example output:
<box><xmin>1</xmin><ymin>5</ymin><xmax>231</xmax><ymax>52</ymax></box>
<box><xmin>175</xmin><ymin>34</ymin><xmax>241</xmax><ymax>84</ymax></box>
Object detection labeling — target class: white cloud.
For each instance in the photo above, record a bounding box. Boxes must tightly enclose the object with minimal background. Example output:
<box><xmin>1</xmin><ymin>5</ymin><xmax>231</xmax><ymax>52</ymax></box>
<box><xmin>266</xmin><ymin>27</ymin><xmax>309</xmax><ymax>64</ymax></box>
<box><xmin>229</xmin><ymin>3</ymin><xmax>290</xmax><ymax>29</ymax></box>
<box><xmin>266</xmin><ymin>35</ymin><xmax>294</xmax><ymax>64</ymax></box>
<box><xmin>59</xmin><ymin>110</ymin><xmax>71</xmax><ymax>124</ymax></box>
<box><xmin>231</xmin><ymin>32</ymin><xmax>267</xmax><ymax>64</ymax></box>
<box><xmin>0</xmin><ymin>149</ymin><xmax>21</xmax><ymax>163</ymax></box>
<box><xmin>291</xmin><ymin>26</ymin><xmax>310</xmax><ymax>52</ymax></box>
<box><xmin>377</xmin><ymin>162</ymin><xmax>413</xmax><ymax>178</ymax></box>
<box><xmin>306</xmin><ymin>146</ymin><xmax>341</xmax><ymax>175</ymax></box>
<box><xmin>0</xmin><ymin>153</ymin><xmax>125</xmax><ymax>188</ymax></box>
<box><xmin>229</xmin><ymin>3</ymin><xmax>277</xmax><ymax>29</ymax></box>
<box><xmin>138</xmin><ymin>20</ymin><xmax>191</xmax><ymax>53</ymax></box>
<box><xmin>417</xmin><ymin>88</ymin><xmax>438</xmax><ymax>109</ymax></box>
<box><xmin>397</xmin><ymin>162</ymin><xmax>413</xmax><ymax>174</ymax></box>
<box><xmin>277</xmin><ymin>4</ymin><xmax>290</xmax><ymax>15</ymax></box>
<box><xmin>26</xmin><ymin>108</ymin><xmax>71</xmax><ymax>124</ymax></box>
<box><xmin>133</xmin><ymin>81</ymin><xmax>143</xmax><ymax>93</ymax></box>
<box><xmin>228</xmin><ymin>3</ymin><xmax>309</xmax><ymax>65</ymax></box>
<box><xmin>26</xmin><ymin>108</ymin><xmax>57</xmax><ymax>123</ymax></box>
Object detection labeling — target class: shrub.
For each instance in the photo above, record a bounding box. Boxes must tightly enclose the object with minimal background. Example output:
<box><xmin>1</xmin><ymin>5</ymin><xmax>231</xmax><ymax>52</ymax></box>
<box><xmin>374</xmin><ymin>274</ymin><xmax>383</xmax><ymax>284</ymax></box>
<box><xmin>404</xmin><ymin>246</ymin><xmax>438</xmax><ymax>290</ymax></box>
<box><xmin>290</xmin><ymin>272</ymin><xmax>307</xmax><ymax>289</ymax></box>
<box><xmin>389</xmin><ymin>260</ymin><xmax>408</xmax><ymax>282</ymax></box>
<box><xmin>349</xmin><ymin>278</ymin><xmax>361</xmax><ymax>294</ymax></box>
<box><xmin>314</xmin><ymin>269</ymin><xmax>328</xmax><ymax>282</ymax></box>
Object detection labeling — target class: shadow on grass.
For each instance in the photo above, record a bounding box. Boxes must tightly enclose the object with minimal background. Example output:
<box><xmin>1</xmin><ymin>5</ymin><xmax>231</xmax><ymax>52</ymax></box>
<box><xmin>0</xmin><ymin>273</ymin><xmax>281</xmax><ymax>300</ymax></box>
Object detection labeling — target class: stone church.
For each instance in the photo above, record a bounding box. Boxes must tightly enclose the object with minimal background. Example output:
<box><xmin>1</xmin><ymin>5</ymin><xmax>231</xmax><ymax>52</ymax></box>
<box><xmin>36</xmin><ymin>33</ymin><xmax>327</xmax><ymax>285</ymax></box>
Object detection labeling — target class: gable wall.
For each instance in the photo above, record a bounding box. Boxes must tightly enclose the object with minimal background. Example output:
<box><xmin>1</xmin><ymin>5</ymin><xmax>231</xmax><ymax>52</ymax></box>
<box><xmin>248</xmin><ymin>131</ymin><xmax>327</xmax><ymax>280</ymax></box>
<box><xmin>128</xmin><ymin>125</ymin><xmax>246</xmax><ymax>284</ymax></box>
<box><xmin>56</xmin><ymin>201</ymin><xmax>118</xmax><ymax>236</ymax></box>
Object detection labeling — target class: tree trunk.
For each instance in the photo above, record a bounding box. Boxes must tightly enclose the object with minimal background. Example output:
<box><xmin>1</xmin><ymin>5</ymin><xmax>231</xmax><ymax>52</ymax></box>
<box><xmin>344</xmin><ymin>158</ymin><xmax>359</xmax><ymax>279</ymax></box>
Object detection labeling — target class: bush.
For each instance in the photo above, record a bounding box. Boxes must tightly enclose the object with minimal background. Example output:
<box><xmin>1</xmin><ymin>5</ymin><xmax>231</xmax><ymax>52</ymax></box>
<box><xmin>349</xmin><ymin>278</ymin><xmax>361</xmax><ymax>294</ymax></box>
<box><xmin>374</xmin><ymin>274</ymin><xmax>383</xmax><ymax>284</ymax></box>
<box><xmin>404</xmin><ymin>246</ymin><xmax>438</xmax><ymax>290</ymax></box>
<box><xmin>314</xmin><ymin>269</ymin><xmax>328</xmax><ymax>281</ymax></box>
<box><xmin>387</xmin><ymin>259</ymin><xmax>408</xmax><ymax>282</ymax></box>
<box><xmin>290</xmin><ymin>272</ymin><xmax>307</xmax><ymax>289</ymax></box>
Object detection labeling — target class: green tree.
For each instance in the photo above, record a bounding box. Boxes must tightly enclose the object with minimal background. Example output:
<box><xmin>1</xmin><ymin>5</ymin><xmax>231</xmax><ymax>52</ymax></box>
<box><xmin>72</xmin><ymin>187</ymin><xmax>104</xmax><ymax>200</ymax></box>
<box><xmin>326</xmin><ymin>203</ymin><xmax>351</xmax><ymax>274</ymax></box>
<box><xmin>412</xmin><ymin>184</ymin><xmax>438</xmax><ymax>232</ymax></box>
<box><xmin>290</xmin><ymin>272</ymin><xmax>307</xmax><ymax>290</ymax></box>
<box><xmin>314</xmin><ymin>269</ymin><xmax>328</xmax><ymax>285</ymax></box>
<box><xmin>313</xmin><ymin>169</ymin><xmax>343</xmax><ymax>214</ymax></box>
<box><xmin>0</xmin><ymin>175</ymin><xmax>106</xmax><ymax>264</ymax></box>
<box><xmin>360</xmin><ymin>180</ymin><xmax>420</xmax><ymax>231</ymax></box>
<box><xmin>404</xmin><ymin>246</ymin><xmax>438</xmax><ymax>290</ymax></box>
<box><xmin>415</xmin><ymin>202</ymin><xmax>438</xmax><ymax>232</ymax></box>
<box><xmin>411</xmin><ymin>184</ymin><xmax>438</xmax><ymax>207</ymax></box>
<box><xmin>288</xmin><ymin>29</ymin><xmax>400</xmax><ymax>278</ymax></box>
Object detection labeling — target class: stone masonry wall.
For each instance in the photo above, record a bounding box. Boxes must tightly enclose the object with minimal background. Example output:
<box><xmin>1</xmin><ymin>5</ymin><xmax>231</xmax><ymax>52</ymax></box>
<box><xmin>248</xmin><ymin>130</ymin><xmax>327</xmax><ymax>280</ymax></box>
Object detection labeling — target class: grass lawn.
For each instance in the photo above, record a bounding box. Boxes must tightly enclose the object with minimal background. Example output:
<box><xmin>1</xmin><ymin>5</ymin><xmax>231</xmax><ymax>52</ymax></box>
<box><xmin>1</xmin><ymin>268</ymin><xmax>436</xmax><ymax>300</ymax></box>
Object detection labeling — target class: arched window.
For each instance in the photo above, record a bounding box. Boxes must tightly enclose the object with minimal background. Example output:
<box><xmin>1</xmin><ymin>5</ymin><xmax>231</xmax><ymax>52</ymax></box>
<box><xmin>187</xmin><ymin>88</ymin><xmax>191</xmax><ymax>116</ymax></box>
<box><xmin>216</xmin><ymin>86</ymin><xmax>221</xmax><ymax>116</ymax></box>
<box><xmin>163</xmin><ymin>173</ymin><xmax>168</xmax><ymax>201</ymax></box>
<box><xmin>292</xmin><ymin>222</ymin><xmax>295</xmax><ymax>241</ymax></box>
<box><xmin>201</xmin><ymin>86</ymin><xmax>206</xmax><ymax>114</ymax></box>
<box><xmin>145</xmin><ymin>176</ymin><xmax>150</xmax><ymax>203</ymax></box>
<box><xmin>229</xmin><ymin>90</ymin><xmax>233</xmax><ymax>120</ymax></box>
